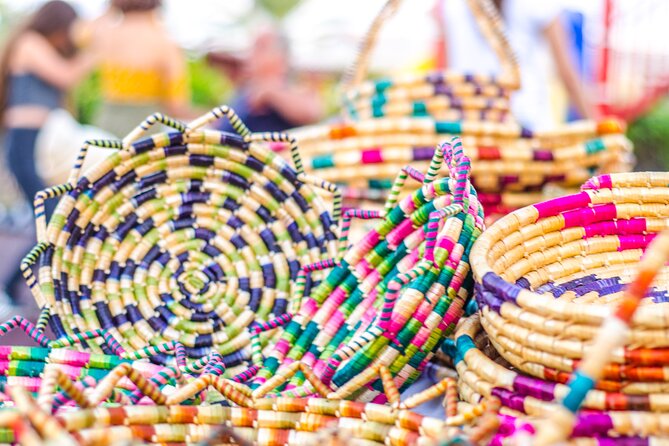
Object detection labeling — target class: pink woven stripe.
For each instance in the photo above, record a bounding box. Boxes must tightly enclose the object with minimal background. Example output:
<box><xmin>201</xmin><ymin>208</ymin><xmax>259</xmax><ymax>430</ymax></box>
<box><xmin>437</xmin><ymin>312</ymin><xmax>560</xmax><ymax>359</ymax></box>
<box><xmin>599</xmin><ymin>174</ymin><xmax>613</xmax><ymax>189</ymax></box>
<box><xmin>274</xmin><ymin>339</ymin><xmax>292</xmax><ymax>355</ymax></box>
<box><xmin>583</xmin><ymin>218</ymin><xmax>647</xmax><ymax>238</ymax></box>
<box><xmin>300</xmin><ymin>298</ymin><xmax>319</xmax><ymax>318</ymax></box>
<box><xmin>361</xmin><ymin>148</ymin><xmax>383</xmax><ymax>164</ymax></box>
<box><xmin>562</xmin><ymin>203</ymin><xmax>617</xmax><ymax>228</ymax></box>
<box><xmin>386</xmin><ymin>219</ymin><xmax>415</xmax><ymax>246</ymax></box>
<box><xmin>323</xmin><ymin>311</ymin><xmax>345</xmax><ymax>336</ymax></box>
<box><xmin>618</xmin><ymin>233</ymin><xmax>656</xmax><ymax>251</ymax></box>
<box><xmin>533</xmin><ymin>192</ymin><xmax>591</xmax><ymax>219</ymax></box>
<box><xmin>0</xmin><ymin>346</ymin><xmax>10</xmax><ymax>359</ymax></box>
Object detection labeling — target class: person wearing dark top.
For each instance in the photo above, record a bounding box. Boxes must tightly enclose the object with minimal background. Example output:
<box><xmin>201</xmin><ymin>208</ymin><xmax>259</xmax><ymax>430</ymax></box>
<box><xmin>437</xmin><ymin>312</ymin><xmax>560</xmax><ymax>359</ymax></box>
<box><xmin>0</xmin><ymin>1</ymin><xmax>95</xmax><ymax>316</ymax></box>
<box><xmin>218</xmin><ymin>28</ymin><xmax>323</xmax><ymax>133</ymax></box>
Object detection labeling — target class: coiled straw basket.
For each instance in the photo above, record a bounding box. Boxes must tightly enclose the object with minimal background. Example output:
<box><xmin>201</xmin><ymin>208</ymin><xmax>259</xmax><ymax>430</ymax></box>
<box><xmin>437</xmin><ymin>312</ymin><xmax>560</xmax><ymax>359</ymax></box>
<box><xmin>20</xmin><ymin>106</ymin><xmax>340</xmax><ymax>374</ymax></box>
<box><xmin>283</xmin><ymin>0</ymin><xmax>632</xmax><ymax>218</ymax></box>
<box><xmin>457</xmin><ymin>172</ymin><xmax>669</xmax><ymax>444</ymax></box>
<box><xmin>245</xmin><ymin>137</ymin><xmax>484</xmax><ymax>403</ymax></box>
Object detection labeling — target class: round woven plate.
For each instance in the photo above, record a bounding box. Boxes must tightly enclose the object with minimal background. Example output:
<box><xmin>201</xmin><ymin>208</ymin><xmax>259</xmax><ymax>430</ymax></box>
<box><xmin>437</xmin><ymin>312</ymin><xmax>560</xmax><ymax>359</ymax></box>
<box><xmin>21</xmin><ymin>106</ymin><xmax>340</xmax><ymax>372</ymax></box>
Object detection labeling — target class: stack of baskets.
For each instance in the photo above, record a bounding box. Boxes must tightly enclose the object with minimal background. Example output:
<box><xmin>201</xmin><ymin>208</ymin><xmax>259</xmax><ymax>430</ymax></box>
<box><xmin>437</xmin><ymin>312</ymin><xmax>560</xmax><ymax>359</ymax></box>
<box><xmin>281</xmin><ymin>0</ymin><xmax>632</xmax><ymax>219</ymax></box>
<box><xmin>0</xmin><ymin>107</ymin><xmax>492</xmax><ymax>445</ymax></box>
<box><xmin>454</xmin><ymin>172</ymin><xmax>669</xmax><ymax>444</ymax></box>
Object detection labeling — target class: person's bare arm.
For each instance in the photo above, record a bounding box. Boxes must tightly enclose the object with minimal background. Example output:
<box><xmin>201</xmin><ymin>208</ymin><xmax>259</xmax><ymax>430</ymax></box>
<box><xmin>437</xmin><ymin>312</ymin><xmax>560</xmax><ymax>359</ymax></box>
<box><xmin>17</xmin><ymin>33</ymin><xmax>95</xmax><ymax>90</ymax></box>
<box><xmin>250</xmin><ymin>82</ymin><xmax>324</xmax><ymax>126</ymax></box>
<box><xmin>545</xmin><ymin>17</ymin><xmax>597</xmax><ymax>120</ymax></box>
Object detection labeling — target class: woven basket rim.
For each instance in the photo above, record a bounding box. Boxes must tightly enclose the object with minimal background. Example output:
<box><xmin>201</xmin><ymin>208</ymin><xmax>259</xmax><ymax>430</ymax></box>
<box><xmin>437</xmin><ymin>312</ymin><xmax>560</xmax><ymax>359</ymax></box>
<box><xmin>471</xmin><ymin>171</ymin><xmax>669</xmax><ymax>326</ymax></box>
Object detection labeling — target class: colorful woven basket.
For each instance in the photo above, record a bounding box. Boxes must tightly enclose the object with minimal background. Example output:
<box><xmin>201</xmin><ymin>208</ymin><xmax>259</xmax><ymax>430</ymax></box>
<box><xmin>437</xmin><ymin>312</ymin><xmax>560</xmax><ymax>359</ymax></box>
<box><xmin>20</xmin><ymin>106</ymin><xmax>340</xmax><ymax>373</ymax></box>
<box><xmin>340</xmin><ymin>0</ymin><xmax>518</xmax><ymax>121</ymax></box>
<box><xmin>461</xmin><ymin>172</ymin><xmax>669</xmax><ymax>443</ymax></box>
<box><xmin>278</xmin><ymin>0</ymin><xmax>633</xmax><ymax>217</ymax></box>
<box><xmin>245</xmin><ymin>137</ymin><xmax>485</xmax><ymax>402</ymax></box>
<box><xmin>0</xmin><ymin>364</ymin><xmax>501</xmax><ymax>446</ymax></box>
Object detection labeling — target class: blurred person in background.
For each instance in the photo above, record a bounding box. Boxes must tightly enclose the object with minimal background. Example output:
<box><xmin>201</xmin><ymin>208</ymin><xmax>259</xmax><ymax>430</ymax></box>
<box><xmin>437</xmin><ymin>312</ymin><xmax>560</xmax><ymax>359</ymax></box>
<box><xmin>219</xmin><ymin>28</ymin><xmax>324</xmax><ymax>133</ymax></box>
<box><xmin>437</xmin><ymin>0</ymin><xmax>597</xmax><ymax>130</ymax></box>
<box><xmin>0</xmin><ymin>0</ymin><xmax>96</xmax><ymax>317</ymax></box>
<box><xmin>93</xmin><ymin>0</ymin><xmax>193</xmax><ymax>137</ymax></box>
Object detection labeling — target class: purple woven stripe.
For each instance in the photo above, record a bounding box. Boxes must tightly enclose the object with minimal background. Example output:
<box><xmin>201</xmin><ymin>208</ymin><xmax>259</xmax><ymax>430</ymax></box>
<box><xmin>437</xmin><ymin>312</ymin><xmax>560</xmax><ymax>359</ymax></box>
<box><xmin>513</xmin><ymin>375</ymin><xmax>557</xmax><ymax>401</ymax></box>
<box><xmin>412</xmin><ymin>146</ymin><xmax>435</xmax><ymax>161</ymax></box>
<box><xmin>491</xmin><ymin>387</ymin><xmax>526</xmax><ymax>413</ymax></box>
<box><xmin>533</xmin><ymin>150</ymin><xmax>554</xmax><ymax>161</ymax></box>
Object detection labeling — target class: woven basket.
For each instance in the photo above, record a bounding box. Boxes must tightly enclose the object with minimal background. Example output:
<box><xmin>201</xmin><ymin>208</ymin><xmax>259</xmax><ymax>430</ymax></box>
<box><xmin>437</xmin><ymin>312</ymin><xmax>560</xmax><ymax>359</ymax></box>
<box><xmin>0</xmin><ymin>364</ymin><xmax>501</xmax><ymax>446</ymax></box>
<box><xmin>20</xmin><ymin>106</ymin><xmax>340</xmax><ymax>374</ymax></box>
<box><xmin>279</xmin><ymin>0</ymin><xmax>633</xmax><ymax>216</ymax></box>
<box><xmin>340</xmin><ymin>0</ymin><xmax>518</xmax><ymax>122</ymax></box>
<box><xmin>464</xmin><ymin>172</ymin><xmax>669</xmax><ymax>443</ymax></box>
<box><xmin>243</xmin><ymin>137</ymin><xmax>485</xmax><ymax>403</ymax></box>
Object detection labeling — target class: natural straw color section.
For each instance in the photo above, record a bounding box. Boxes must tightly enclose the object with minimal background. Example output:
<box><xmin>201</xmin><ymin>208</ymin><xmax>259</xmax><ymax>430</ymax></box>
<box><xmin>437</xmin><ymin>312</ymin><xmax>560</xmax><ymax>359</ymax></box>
<box><xmin>246</xmin><ymin>138</ymin><xmax>485</xmax><ymax>403</ymax></box>
<box><xmin>21</xmin><ymin>105</ymin><xmax>340</xmax><ymax>373</ymax></box>
<box><xmin>464</xmin><ymin>172</ymin><xmax>669</xmax><ymax>443</ymax></box>
<box><xmin>534</xmin><ymin>229</ymin><xmax>669</xmax><ymax>444</ymax></box>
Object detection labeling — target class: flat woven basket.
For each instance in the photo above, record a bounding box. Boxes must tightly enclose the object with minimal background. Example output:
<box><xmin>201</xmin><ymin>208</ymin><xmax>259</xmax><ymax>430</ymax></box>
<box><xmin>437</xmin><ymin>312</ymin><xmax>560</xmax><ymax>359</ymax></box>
<box><xmin>280</xmin><ymin>0</ymin><xmax>633</xmax><ymax>217</ymax></box>
<box><xmin>20</xmin><ymin>106</ymin><xmax>340</xmax><ymax>373</ymax></box>
<box><xmin>463</xmin><ymin>172</ymin><xmax>669</xmax><ymax>443</ymax></box>
<box><xmin>0</xmin><ymin>362</ymin><xmax>501</xmax><ymax>446</ymax></box>
<box><xmin>244</xmin><ymin>138</ymin><xmax>485</xmax><ymax>403</ymax></box>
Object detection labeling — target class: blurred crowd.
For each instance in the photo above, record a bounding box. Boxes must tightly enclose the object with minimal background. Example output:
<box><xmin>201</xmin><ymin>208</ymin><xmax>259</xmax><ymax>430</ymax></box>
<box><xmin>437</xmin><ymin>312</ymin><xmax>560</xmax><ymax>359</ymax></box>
<box><xmin>0</xmin><ymin>0</ymin><xmax>642</xmax><ymax>317</ymax></box>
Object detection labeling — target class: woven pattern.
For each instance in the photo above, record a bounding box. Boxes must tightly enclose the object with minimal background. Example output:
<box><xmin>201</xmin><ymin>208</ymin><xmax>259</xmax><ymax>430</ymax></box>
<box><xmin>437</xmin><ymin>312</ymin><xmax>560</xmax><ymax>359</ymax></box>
<box><xmin>463</xmin><ymin>172</ymin><xmax>669</xmax><ymax>443</ymax></box>
<box><xmin>247</xmin><ymin>138</ymin><xmax>485</xmax><ymax>402</ymax></box>
<box><xmin>340</xmin><ymin>0</ymin><xmax>519</xmax><ymax>122</ymax></box>
<box><xmin>289</xmin><ymin>118</ymin><xmax>632</xmax><ymax>216</ymax></box>
<box><xmin>0</xmin><ymin>363</ymin><xmax>501</xmax><ymax>446</ymax></box>
<box><xmin>21</xmin><ymin>106</ymin><xmax>340</xmax><ymax>372</ymax></box>
<box><xmin>277</xmin><ymin>0</ymin><xmax>633</xmax><ymax>217</ymax></box>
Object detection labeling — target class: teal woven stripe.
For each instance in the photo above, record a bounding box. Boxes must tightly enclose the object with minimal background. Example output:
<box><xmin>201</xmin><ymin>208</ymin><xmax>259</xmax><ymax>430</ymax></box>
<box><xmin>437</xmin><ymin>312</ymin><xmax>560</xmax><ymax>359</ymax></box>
<box><xmin>312</xmin><ymin>154</ymin><xmax>335</xmax><ymax>169</ymax></box>
<box><xmin>585</xmin><ymin>138</ymin><xmax>606</xmax><ymax>155</ymax></box>
<box><xmin>435</xmin><ymin>121</ymin><xmax>462</xmax><ymax>134</ymax></box>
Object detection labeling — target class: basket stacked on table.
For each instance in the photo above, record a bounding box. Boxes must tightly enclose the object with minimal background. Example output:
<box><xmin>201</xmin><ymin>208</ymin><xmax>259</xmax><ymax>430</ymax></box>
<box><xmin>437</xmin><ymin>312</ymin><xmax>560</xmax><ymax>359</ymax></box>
<box><xmin>451</xmin><ymin>172</ymin><xmax>669</xmax><ymax>444</ymax></box>
<box><xmin>246</xmin><ymin>137</ymin><xmax>485</xmax><ymax>402</ymax></box>
<box><xmin>19</xmin><ymin>105</ymin><xmax>340</xmax><ymax>375</ymax></box>
<box><xmin>280</xmin><ymin>0</ymin><xmax>633</xmax><ymax>218</ymax></box>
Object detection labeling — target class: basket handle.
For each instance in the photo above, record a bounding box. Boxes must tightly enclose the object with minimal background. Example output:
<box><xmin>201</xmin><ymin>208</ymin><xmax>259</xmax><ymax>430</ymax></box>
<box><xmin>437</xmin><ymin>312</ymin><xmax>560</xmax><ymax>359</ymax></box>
<box><xmin>534</xmin><ymin>229</ymin><xmax>669</xmax><ymax>445</ymax></box>
<box><xmin>341</xmin><ymin>0</ymin><xmax>520</xmax><ymax>97</ymax></box>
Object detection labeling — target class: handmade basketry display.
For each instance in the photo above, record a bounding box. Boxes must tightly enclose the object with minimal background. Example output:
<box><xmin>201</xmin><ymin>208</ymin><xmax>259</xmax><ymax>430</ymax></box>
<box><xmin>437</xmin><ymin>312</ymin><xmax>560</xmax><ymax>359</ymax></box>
<box><xmin>20</xmin><ymin>106</ymin><xmax>340</xmax><ymax>374</ymax></box>
<box><xmin>244</xmin><ymin>137</ymin><xmax>485</xmax><ymax>403</ymax></box>
<box><xmin>459</xmin><ymin>172</ymin><xmax>669</xmax><ymax>443</ymax></box>
<box><xmin>0</xmin><ymin>363</ymin><xmax>501</xmax><ymax>446</ymax></box>
<box><xmin>280</xmin><ymin>0</ymin><xmax>632</xmax><ymax>216</ymax></box>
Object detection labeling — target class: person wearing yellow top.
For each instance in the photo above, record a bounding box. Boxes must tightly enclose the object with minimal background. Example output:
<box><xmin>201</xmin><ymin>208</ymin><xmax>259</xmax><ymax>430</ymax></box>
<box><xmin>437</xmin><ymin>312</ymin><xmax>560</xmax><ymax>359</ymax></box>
<box><xmin>92</xmin><ymin>0</ymin><xmax>192</xmax><ymax>137</ymax></box>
